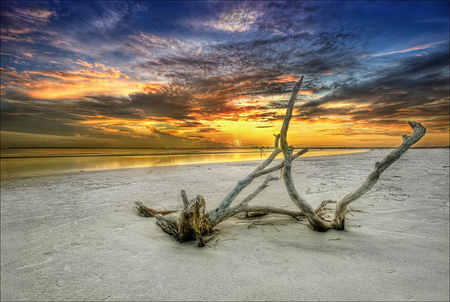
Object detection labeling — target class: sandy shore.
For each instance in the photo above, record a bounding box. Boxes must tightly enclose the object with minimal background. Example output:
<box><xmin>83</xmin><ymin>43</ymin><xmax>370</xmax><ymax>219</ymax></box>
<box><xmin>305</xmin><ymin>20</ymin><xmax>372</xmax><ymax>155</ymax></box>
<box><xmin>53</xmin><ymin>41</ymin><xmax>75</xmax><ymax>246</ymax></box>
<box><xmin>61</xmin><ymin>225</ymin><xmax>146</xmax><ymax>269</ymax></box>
<box><xmin>1</xmin><ymin>149</ymin><xmax>449</xmax><ymax>301</ymax></box>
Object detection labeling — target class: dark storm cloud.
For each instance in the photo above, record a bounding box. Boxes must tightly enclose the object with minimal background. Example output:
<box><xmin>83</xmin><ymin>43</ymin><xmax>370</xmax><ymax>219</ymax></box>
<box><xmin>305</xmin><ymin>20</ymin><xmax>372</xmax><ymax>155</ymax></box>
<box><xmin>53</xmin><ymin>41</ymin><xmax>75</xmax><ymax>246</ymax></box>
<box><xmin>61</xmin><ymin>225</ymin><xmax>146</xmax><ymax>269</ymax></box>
<box><xmin>128</xmin><ymin>90</ymin><xmax>192</xmax><ymax>120</ymax></box>
<box><xmin>130</xmin><ymin>10</ymin><xmax>370</xmax><ymax>124</ymax></box>
<box><xmin>135</xmin><ymin>26</ymin><xmax>364</xmax><ymax>90</ymax></box>
<box><xmin>1</xmin><ymin>99</ymin><xmax>84</xmax><ymax>136</ymax></box>
<box><xmin>74</xmin><ymin>95</ymin><xmax>141</xmax><ymax>119</ymax></box>
<box><xmin>266</xmin><ymin>100</ymin><xmax>289</xmax><ymax>109</ymax></box>
<box><xmin>294</xmin><ymin>50</ymin><xmax>449</xmax><ymax>132</ymax></box>
<box><xmin>68</xmin><ymin>87</ymin><xmax>194</xmax><ymax>120</ymax></box>
<box><xmin>300</xmin><ymin>51</ymin><xmax>449</xmax><ymax>108</ymax></box>
<box><xmin>130</xmin><ymin>25</ymin><xmax>365</xmax><ymax>121</ymax></box>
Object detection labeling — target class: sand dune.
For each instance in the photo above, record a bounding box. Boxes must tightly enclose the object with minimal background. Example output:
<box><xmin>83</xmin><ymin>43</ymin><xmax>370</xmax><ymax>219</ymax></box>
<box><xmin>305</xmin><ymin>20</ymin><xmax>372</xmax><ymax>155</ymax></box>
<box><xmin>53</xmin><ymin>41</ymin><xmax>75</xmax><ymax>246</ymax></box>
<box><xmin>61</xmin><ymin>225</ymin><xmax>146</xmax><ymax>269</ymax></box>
<box><xmin>1</xmin><ymin>149</ymin><xmax>449</xmax><ymax>301</ymax></box>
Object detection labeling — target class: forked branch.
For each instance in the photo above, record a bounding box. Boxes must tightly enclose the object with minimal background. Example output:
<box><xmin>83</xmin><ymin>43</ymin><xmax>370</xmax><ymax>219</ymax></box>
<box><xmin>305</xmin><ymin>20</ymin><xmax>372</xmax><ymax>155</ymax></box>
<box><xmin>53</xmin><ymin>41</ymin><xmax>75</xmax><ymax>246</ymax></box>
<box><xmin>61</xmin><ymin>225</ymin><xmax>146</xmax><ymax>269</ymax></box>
<box><xmin>207</xmin><ymin>134</ymin><xmax>307</xmax><ymax>223</ymax></box>
<box><xmin>331</xmin><ymin>121</ymin><xmax>426</xmax><ymax>229</ymax></box>
<box><xmin>278</xmin><ymin>77</ymin><xmax>426</xmax><ymax>232</ymax></box>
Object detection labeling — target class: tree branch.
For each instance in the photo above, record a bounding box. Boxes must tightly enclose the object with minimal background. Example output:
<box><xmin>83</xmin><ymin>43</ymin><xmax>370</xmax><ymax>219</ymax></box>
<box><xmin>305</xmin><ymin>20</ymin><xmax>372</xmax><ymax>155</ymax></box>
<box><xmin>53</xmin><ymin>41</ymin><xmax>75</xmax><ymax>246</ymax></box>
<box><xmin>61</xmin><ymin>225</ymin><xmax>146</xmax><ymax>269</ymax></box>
<box><xmin>278</xmin><ymin>77</ymin><xmax>332</xmax><ymax>231</ymax></box>
<box><xmin>213</xmin><ymin>205</ymin><xmax>304</xmax><ymax>226</ymax></box>
<box><xmin>237</xmin><ymin>175</ymin><xmax>279</xmax><ymax>207</ymax></box>
<box><xmin>332</xmin><ymin>121</ymin><xmax>426</xmax><ymax>229</ymax></box>
<box><xmin>280</xmin><ymin>76</ymin><xmax>304</xmax><ymax>140</ymax></box>
<box><xmin>210</xmin><ymin>174</ymin><xmax>279</xmax><ymax>226</ymax></box>
<box><xmin>181</xmin><ymin>189</ymin><xmax>189</xmax><ymax>206</ymax></box>
<box><xmin>207</xmin><ymin>137</ymin><xmax>307</xmax><ymax>222</ymax></box>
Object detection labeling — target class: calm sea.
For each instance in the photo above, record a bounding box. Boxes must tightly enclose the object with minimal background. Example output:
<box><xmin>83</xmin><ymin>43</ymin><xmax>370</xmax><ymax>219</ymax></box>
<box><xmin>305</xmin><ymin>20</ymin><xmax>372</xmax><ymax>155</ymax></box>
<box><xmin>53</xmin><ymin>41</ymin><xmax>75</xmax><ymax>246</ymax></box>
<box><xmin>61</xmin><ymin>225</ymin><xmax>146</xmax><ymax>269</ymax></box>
<box><xmin>1</xmin><ymin>148</ymin><xmax>369</xmax><ymax>177</ymax></box>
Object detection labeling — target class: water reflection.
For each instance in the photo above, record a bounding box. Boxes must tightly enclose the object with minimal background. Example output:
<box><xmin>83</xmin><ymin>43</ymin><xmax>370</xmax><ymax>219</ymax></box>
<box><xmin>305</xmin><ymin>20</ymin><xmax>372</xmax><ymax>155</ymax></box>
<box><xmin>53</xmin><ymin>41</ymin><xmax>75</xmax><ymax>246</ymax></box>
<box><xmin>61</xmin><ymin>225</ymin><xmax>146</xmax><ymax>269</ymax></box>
<box><xmin>1</xmin><ymin>149</ymin><xmax>369</xmax><ymax>177</ymax></box>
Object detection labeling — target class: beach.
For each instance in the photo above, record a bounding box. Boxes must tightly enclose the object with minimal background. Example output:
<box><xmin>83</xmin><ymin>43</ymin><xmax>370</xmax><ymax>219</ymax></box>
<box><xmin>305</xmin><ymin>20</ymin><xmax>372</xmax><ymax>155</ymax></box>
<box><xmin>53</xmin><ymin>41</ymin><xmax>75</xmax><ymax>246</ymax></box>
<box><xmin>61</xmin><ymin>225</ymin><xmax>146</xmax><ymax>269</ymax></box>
<box><xmin>1</xmin><ymin>149</ymin><xmax>449</xmax><ymax>301</ymax></box>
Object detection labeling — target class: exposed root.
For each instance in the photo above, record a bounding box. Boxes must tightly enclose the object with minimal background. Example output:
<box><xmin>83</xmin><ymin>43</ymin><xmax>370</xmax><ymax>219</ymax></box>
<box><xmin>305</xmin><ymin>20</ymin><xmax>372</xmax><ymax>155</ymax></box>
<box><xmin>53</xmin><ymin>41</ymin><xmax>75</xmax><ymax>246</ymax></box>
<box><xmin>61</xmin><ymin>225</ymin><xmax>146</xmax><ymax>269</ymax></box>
<box><xmin>314</xmin><ymin>199</ymin><xmax>336</xmax><ymax>218</ymax></box>
<box><xmin>146</xmin><ymin>196</ymin><xmax>217</xmax><ymax>247</ymax></box>
<box><xmin>134</xmin><ymin>201</ymin><xmax>177</xmax><ymax>217</ymax></box>
<box><xmin>155</xmin><ymin>215</ymin><xmax>179</xmax><ymax>239</ymax></box>
<box><xmin>177</xmin><ymin>195</ymin><xmax>215</xmax><ymax>246</ymax></box>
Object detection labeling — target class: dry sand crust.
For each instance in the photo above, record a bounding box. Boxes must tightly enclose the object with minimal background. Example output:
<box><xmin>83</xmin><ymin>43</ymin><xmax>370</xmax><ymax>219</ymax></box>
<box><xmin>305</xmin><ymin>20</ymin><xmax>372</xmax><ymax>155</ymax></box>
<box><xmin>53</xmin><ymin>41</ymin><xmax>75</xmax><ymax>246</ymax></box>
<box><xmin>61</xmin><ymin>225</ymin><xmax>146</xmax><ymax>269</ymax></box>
<box><xmin>1</xmin><ymin>149</ymin><xmax>449</xmax><ymax>301</ymax></box>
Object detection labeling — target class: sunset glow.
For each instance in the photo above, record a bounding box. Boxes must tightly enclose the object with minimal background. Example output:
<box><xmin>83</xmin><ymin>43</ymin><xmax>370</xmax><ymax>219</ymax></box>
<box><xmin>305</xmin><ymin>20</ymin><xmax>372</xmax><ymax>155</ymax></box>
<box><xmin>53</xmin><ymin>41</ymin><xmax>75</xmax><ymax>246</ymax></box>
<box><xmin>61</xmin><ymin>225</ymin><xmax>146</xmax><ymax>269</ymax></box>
<box><xmin>1</xmin><ymin>1</ymin><xmax>449</xmax><ymax>148</ymax></box>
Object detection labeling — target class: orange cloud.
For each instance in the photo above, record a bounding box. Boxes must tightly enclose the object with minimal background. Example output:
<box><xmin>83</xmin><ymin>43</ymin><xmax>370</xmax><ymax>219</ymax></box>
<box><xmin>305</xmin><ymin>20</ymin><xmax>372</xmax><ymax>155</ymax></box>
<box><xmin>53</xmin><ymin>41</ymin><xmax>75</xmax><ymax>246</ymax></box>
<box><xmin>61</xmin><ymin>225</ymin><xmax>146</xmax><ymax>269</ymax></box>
<box><xmin>140</xmin><ymin>82</ymin><xmax>168</xmax><ymax>92</ymax></box>
<box><xmin>76</xmin><ymin>69</ymin><xmax>129</xmax><ymax>79</ymax></box>
<box><xmin>26</xmin><ymin>75</ymin><xmax>142</xmax><ymax>99</ymax></box>
<box><xmin>273</xmin><ymin>75</ymin><xmax>300</xmax><ymax>83</ymax></box>
<box><xmin>299</xmin><ymin>90</ymin><xmax>314</xmax><ymax>95</ymax></box>
<box><xmin>76</xmin><ymin>59</ymin><xmax>94</xmax><ymax>69</ymax></box>
<box><xmin>106</xmin><ymin>71</ymin><xmax>120</xmax><ymax>79</ymax></box>
<box><xmin>2</xmin><ymin>66</ymin><xmax>146</xmax><ymax>99</ymax></box>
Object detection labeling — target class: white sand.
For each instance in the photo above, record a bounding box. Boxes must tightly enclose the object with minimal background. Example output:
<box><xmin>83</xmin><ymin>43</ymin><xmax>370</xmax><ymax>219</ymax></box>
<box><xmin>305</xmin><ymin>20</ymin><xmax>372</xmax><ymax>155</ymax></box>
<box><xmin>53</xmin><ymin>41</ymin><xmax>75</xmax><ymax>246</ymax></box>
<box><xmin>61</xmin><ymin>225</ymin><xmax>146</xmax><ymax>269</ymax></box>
<box><xmin>1</xmin><ymin>149</ymin><xmax>449</xmax><ymax>301</ymax></box>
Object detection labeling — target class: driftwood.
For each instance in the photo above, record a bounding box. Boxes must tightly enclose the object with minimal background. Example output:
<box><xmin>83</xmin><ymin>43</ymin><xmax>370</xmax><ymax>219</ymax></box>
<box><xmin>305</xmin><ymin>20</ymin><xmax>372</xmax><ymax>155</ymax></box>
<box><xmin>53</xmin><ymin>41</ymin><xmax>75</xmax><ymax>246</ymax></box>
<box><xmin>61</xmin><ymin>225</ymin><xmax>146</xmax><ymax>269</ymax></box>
<box><xmin>278</xmin><ymin>79</ymin><xmax>426</xmax><ymax>231</ymax></box>
<box><xmin>153</xmin><ymin>195</ymin><xmax>215</xmax><ymax>246</ymax></box>
<box><xmin>135</xmin><ymin>76</ymin><xmax>426</xmax><ymax>246</ymax></box>
<box><xmin>134</xmin><ymin>202</ymin><xmax>177</xmax><ymax>217</ymax></box>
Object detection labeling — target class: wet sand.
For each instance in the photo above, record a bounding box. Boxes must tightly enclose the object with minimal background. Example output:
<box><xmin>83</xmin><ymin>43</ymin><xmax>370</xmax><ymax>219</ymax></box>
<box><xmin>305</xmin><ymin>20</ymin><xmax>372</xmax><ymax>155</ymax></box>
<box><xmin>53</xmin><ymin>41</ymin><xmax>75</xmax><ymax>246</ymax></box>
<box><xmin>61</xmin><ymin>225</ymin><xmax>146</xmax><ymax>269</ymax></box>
<box><xmin>1</xmin><ymin>149</ymin><xmax>449</xmax><ymax>301</ymax></box>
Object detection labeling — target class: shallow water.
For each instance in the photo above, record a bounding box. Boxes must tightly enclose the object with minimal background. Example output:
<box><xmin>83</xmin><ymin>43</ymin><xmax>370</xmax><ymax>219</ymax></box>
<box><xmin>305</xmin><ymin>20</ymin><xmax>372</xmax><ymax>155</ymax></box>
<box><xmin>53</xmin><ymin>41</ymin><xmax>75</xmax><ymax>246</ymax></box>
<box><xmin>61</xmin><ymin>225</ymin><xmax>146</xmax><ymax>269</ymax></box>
<box><xmin>1</xmin><ymin>148</ymin><xmax>369</xmax><ymax>177</ymax></box>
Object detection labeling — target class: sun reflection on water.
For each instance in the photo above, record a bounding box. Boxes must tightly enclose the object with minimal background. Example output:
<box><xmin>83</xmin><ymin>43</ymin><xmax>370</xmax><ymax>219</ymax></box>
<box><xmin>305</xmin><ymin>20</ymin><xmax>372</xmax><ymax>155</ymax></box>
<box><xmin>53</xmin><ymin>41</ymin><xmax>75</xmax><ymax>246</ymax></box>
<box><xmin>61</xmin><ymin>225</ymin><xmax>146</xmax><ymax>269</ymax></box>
<box><xmin>1</xmin><ymin>149</ymin><xmax>369</xmax><ymax>177</ymax></box>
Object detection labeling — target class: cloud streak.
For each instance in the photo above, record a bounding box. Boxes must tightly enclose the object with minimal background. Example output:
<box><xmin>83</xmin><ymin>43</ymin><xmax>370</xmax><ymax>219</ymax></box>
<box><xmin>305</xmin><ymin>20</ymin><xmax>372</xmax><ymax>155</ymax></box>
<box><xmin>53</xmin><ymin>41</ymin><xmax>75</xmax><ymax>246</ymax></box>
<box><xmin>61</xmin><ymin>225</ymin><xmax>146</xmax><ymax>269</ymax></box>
<box><xmin>373</xmin><ymin>40</ymin><xmax>448</xmax><ymax>57</ymax></box>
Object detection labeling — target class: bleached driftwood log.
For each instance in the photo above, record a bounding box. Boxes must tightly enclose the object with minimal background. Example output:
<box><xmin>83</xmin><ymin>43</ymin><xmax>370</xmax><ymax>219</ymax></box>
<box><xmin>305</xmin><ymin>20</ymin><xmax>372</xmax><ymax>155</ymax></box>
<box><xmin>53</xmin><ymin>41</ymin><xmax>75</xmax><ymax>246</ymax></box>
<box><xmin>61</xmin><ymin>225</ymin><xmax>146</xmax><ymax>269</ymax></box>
<box><xmin>136</xmin><ymin>76</ymin><xmax>426</xmax><ymax>245</ymax></box>
<box><xmin>278</xmin><ymin>78</ymin><xmax>426</xmax><ymax>231</ymax></box>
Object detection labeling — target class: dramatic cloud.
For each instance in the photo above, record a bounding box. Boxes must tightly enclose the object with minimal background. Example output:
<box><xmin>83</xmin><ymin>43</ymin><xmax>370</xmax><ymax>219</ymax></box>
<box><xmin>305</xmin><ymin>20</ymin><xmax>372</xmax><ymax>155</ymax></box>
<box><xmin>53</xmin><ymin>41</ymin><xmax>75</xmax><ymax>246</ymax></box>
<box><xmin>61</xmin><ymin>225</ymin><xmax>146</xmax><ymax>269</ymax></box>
<box><xmin>1</xmin><ymin>1</ymin><xmax>449</xmax><ymax>148</ymax></box>
<box><xmin>295</xmin><ymin>51</ymin><xmax>450</xmax><ymax>134</ymax></box>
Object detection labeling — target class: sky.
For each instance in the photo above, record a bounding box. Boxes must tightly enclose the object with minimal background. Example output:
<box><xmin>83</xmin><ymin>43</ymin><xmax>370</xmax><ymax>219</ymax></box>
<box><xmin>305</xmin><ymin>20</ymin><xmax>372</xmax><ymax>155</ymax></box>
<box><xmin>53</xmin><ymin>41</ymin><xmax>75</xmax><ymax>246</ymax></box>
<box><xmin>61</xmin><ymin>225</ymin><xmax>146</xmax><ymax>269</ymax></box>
<box><xmin>1</xmin><ymin>1</ymin><xmax>449</xmax><ymax>148</ymax></box>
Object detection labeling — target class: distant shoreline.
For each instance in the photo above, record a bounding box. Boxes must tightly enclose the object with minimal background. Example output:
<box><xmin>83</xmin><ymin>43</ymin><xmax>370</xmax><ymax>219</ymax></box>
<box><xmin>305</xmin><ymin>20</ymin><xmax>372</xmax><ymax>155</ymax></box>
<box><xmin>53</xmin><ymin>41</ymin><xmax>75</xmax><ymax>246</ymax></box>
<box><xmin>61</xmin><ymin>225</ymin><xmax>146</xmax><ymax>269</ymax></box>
<box><xmin>0</xmin><ymin>151</ymin><xmax>262</xmax><ymax>160</ymax></box>
<box><xmin>1</xmin><ymin>147</ymin><xmax>373</xmax><ymax>160</ymax></box>
<box><xmin>2</xmin><ymin>146</ymin><xmax>448</xmax><ymax>160</ymax></box>
<box><xmin>1</xmin><ymin>149</ymin><xmax>371</xmax><ymax>178</ymax></box>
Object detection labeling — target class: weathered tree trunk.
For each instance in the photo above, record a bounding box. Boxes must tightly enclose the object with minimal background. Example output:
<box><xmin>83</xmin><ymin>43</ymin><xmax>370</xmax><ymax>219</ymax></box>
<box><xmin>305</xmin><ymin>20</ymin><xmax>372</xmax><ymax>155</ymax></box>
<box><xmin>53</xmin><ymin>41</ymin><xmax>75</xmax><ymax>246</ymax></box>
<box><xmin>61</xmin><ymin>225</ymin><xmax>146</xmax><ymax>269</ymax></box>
<box><xmin>136</xmin><ymin>76</ymin><xmax>427</xmax><ymax>245</ymax></box>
